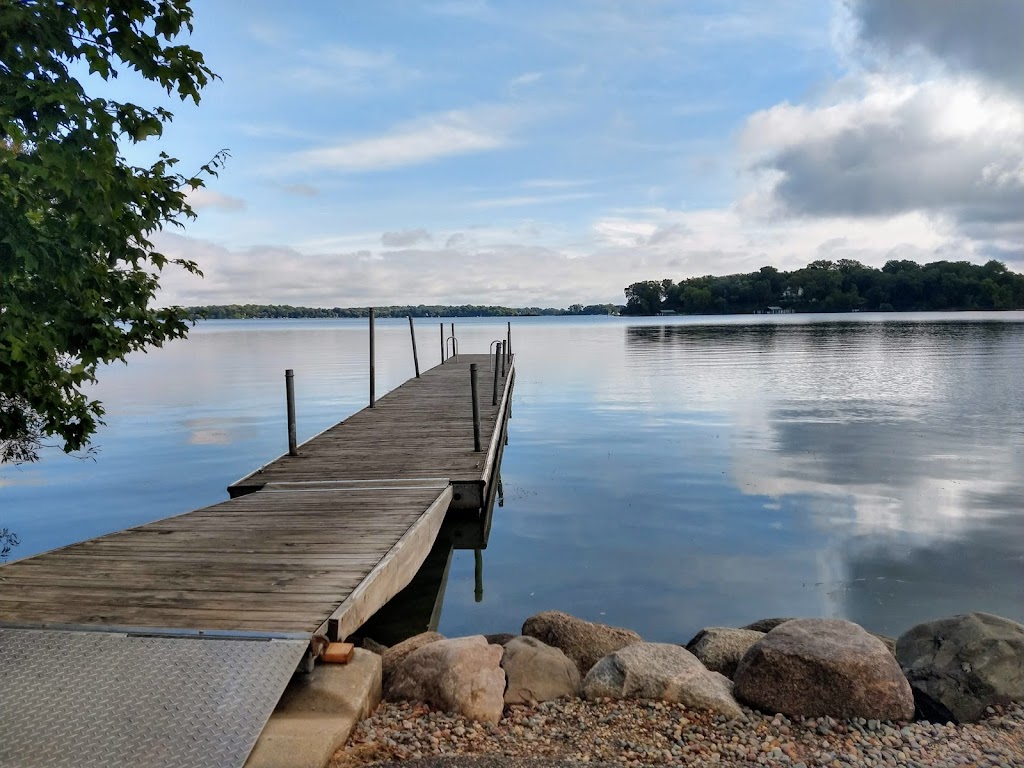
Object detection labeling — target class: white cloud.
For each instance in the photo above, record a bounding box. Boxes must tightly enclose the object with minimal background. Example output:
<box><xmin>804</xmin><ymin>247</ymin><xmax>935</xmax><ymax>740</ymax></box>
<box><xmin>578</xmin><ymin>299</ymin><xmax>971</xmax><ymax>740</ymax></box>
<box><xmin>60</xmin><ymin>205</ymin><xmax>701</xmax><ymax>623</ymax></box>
<box><xmin>851</xmin><ymin>0</ymin><xmax>1024</xmax><ymax>93</ymax></box>
<box><xmin>740</xmin><ymin>77</ymin><xmax>1024</xmax><ymax>258</ymax></box>
<box><xmin>286</xmin><ymin>108</ymin><xmax>513</xmax><ymax>173</ymax></box>
<box><xmin>283</xmin><ymin>44</ymin><xmax>418</xmax><ymax>92</ymax></box>
<box><xmin>510</xmin><ymin>71</ymin><xmax>543</xmax><ymax>87</ymax></box>
<box><xmin>381</xmin><ymin>228</ymin><xmax>432</xmax><ymax>247</ymax></box>
<box><xmin>157</xmin><ymin>202</ymin><xmax>973</xmax><ymax>309</ymax></box>
<box><xmin>185</xmin><ymin>188</ymin><xmax>246</xmax><ymax>212</ymax></box>
<box><xmin>469</xmin><ymin>192</ymin><xmax>597</xmax><ymax>209</ymax></box>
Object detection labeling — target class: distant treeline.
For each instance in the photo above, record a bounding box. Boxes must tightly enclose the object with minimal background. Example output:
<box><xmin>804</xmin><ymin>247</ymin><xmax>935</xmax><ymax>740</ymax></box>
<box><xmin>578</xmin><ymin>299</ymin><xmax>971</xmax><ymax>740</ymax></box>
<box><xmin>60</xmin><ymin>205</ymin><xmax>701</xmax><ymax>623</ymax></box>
<box><xmin>188</xmin><ymin>303</ymin><xmax>623</xmax><ymax>320</ymax></box>
<box><xmin>624</xmin><ymin>259</ymin><xmax>1024</xmax><ymax>315</ymax></box>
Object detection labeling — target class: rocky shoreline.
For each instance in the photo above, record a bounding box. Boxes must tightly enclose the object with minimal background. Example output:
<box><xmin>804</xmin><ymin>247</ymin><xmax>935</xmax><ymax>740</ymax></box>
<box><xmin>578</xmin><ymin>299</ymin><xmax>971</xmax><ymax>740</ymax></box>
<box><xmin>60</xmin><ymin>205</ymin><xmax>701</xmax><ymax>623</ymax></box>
<box><xmin>333</xmin><ymin>611</ymin><xmax>1024</xmax><ymax>767</ymax></box>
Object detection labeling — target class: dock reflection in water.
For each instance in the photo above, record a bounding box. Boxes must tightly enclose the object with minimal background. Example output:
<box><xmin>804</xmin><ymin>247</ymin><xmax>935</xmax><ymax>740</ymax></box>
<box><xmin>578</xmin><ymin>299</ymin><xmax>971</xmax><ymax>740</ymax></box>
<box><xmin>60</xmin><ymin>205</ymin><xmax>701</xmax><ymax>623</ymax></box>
<box><xmin>354</xmin><ymin>473</ymin><xmax>504</xmax><ymax>646</ymax></box>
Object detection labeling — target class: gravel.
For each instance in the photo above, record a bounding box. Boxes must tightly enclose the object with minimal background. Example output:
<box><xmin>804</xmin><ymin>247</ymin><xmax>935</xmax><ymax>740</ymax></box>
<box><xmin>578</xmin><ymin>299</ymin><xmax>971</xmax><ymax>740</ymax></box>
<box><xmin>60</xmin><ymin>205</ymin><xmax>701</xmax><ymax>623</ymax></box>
<box><xmin>330</xmin><ymin>700</ymin><xmax>1024</xmax><ymax>768</ymax></box>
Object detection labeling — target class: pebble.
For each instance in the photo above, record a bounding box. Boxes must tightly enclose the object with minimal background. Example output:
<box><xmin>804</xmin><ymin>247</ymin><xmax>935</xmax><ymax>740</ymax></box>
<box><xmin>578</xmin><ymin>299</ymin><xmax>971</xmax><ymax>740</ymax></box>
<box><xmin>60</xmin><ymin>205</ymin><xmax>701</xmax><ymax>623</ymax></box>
<box><xmin>331</xmin><ymin>700</ymin><xmax>1024</xmax><ymax>767</ymax></box>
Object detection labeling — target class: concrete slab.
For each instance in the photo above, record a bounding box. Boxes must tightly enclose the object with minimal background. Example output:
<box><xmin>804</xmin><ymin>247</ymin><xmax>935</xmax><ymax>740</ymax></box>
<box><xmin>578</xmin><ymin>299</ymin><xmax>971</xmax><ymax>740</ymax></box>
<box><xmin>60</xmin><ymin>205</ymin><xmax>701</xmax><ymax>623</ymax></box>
<box><xmin>246</xmin><ymin>649</ymin><xmax>382</xmax><ymax>768</ymax></box>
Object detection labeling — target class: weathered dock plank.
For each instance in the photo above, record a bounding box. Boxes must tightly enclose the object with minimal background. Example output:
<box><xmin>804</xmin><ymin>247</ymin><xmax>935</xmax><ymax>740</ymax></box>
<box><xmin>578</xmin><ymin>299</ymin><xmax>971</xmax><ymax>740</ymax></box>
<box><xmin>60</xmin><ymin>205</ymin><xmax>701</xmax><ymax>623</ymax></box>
<box><xmin>0</xmin><ymin>482</ymin><xmax>453</xmax><ymax>636</ymax></box>
<box><xmin>0</xmin><ymin>353</ymin><xmax>514</xmax><ymax>641</ymax></box>
<box><xmin>229</xmin><ymin>353</ymin><xmax>515</xmax><ymax>509</ymax></box>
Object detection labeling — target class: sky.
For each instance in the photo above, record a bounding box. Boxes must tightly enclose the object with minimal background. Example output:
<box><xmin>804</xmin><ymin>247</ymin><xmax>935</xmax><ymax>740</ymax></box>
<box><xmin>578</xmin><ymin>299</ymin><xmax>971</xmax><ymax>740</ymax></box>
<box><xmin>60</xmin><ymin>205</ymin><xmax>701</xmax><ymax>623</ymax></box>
<box><xmin>119</xmin><ymin>0</ymin><xmax>1024</xmax><ymax>308</ymax></box>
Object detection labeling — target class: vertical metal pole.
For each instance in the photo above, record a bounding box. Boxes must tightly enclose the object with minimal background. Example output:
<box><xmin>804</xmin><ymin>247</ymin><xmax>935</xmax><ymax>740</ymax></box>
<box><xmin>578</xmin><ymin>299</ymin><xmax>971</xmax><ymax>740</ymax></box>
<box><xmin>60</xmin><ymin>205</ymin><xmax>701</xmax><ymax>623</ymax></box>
<box><xmin>408</xmin><ymin>316</ymin><xmax>420</xmax><ymax>378</ymax></box>
<box><xmin>440</xmin><ymin>322</ymin><xmax>445</xmax><ymax>364</ymax></box>
<box><xmin>507</xmin><ymin>321</ymin><xmax>512</xmax><ymax>356</ymax></box>
<box><xmin>492</xmin><ymin>343</ymin><xmax>500</xmax><ymax>406</ymax></box>
<box><xmin>369</xmin><ymin>308</ymin><xmax>376</xmax><ymax>408</ymax></box>
<box><xmin>450</xmin><ymin>322</ymin><xmax>455</xmax><ymax>361</ymax></box>
<box><xmin>285</xmin><ymin>369</ymin><xmax>297</xmax><ymax>456</ymax></box>
<box><xmin>500</xmin><ymin>340</ymin><xmax>506</xmax><ymax>377</ymax></box>
<box><xmin>474</xmin><ymin>549</ymin><xmax>484</xmax><ymax>603</ymax></box>
<box><xmin>470</xmin><ymin>363</ymin><xmax>481</xmax><ymax>452</ymax></box>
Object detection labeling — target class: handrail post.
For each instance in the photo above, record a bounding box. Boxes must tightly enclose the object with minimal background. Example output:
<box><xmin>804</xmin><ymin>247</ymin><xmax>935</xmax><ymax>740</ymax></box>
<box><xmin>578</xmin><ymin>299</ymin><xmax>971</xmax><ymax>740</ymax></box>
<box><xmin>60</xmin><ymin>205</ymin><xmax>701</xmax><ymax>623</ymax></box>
<box><xmin>500</xmin><ymin>340</ymin><xmax>506</xmax><ymax>377</ymax></box>
<box><xmin>440</xmin><ymin>322</ymin><xmax>445</xmax><ymax>364</ymax></box>
<box><xmin>285</xmin><ymin>369</ymin><xmax>298</xmax><ymax>456</ymax></box>
<box><xmin>470</xmin><ymin>363</ymin><xmax>481</xmax><ymax>452</ymax></box>
<box><xmin>492</xmin><ymin>343</ymin><xmax>500</xmax><ymax>406</ymax></box>
<box><xmin>507</xmin><ymin>321</ymin><xmax>512</xmax><ymax>356</ymax></box>
<box><xmin>408</xmin><ymin>315</ymin><xmax>420</xmax><ymax>378</ymax></box>
<box><xmin>369</xmin><ymin>308</ymin><xmax>376</xmax><ymax>408</ymax></box>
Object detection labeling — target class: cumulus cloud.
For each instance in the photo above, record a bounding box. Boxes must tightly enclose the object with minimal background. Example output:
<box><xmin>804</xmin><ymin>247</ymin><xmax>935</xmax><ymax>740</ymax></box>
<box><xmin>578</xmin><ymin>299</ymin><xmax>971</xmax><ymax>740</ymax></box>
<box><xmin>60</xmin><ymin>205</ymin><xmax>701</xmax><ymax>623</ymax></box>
<box><xmin>156</xmin><ymin>206</ymin><xmax>968</xmax><ymax>308</ymax></box>
<box><xmin>744</xmin><ymin>79</ymin><xmax>1024</xmax><ymax>221</ymax></box>
<box><xmin>741</xmin><ymin>0</ymin><xmax>1024</xmax><ymax>262</ymax></box>
<box><xmin>185</xmin><ymin>187</ymin><xmax>246</xmax><ymax>212</ymax></box>
<box><xmin>851</xmin><ymin>0</ymin><xmax>1024</xmax><ymax>93</ymax></box>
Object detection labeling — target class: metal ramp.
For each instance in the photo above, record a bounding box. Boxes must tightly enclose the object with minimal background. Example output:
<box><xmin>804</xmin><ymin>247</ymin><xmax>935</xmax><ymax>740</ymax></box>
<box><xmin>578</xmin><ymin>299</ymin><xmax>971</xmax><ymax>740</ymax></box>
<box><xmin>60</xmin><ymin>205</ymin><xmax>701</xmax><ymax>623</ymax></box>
<box><xmin>0</xmin><ymin>625</ymin><xmax>307</xmax><ymax>768</ymax></box>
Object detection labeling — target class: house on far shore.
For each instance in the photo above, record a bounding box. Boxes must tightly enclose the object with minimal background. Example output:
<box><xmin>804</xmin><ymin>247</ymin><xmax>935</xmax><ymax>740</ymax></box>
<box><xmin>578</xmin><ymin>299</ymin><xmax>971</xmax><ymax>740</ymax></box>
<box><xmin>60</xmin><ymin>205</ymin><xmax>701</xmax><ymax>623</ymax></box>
<box><xmin>658</xmin><ymin>309</ymin><xmax>678</xmax><ymax>316</ymax></box>
<box><xmin>765</xmin><ymin>306</ymin><xmax>785</xmax><ymax>314</ymax></box>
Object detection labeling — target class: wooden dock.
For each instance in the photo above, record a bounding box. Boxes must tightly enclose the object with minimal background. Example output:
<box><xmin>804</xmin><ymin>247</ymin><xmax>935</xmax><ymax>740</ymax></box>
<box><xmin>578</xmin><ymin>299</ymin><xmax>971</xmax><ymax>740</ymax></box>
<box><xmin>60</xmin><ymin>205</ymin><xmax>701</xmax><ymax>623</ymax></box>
<box><xmin>0</xmin><ymin>353</ymin><xmax>514</xmax><ymax>643</ymax></box>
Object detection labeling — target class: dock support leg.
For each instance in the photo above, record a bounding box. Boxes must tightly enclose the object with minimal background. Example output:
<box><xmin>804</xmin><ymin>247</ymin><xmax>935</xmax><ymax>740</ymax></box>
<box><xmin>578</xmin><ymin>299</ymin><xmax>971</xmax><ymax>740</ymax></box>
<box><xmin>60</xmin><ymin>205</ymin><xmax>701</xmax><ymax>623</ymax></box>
<box><xmin>470</xmin><ymin>363</ymin><xmax>481</xmax><ymax>452</ymax></box>
<box><xmin>369</xmin><ymin>308</ymin><xmax>376</xmax><ymax>408</ymax></box>
<box><xmin>492</xmin><ymin>344</ymin><xmax>500</xmax><ymax>406</ymax></box>
<box><xmin>408</xmin><ymin>315</ymin><xmax>420</xmax><ymax>378</ymax></box>
<box><xmin>474</xmin><ymin>549</ymin><xmax>484</xmax><ymax>603</ymax></box>
<box><xmin>285</xmin><ymin>369</ymin><xmax>298</xmax><ymax>456</ymax></box>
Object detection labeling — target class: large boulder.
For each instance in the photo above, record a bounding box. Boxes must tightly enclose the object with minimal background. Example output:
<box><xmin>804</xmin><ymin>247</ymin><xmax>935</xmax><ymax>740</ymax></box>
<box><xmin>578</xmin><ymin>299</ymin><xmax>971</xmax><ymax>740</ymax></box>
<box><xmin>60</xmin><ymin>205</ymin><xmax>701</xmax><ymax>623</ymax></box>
<box><xmin>897</xmin><ymin>612</ymin><xmax>1024</xmax><ymax>723</ymax></box>
<box><xmin>743</xmin><ymin>618</ymin><xmax>897</xmax><ymax>657</ymax></box>
<box><xmin>522</xmin><ymin>611</ymin><xmax>641</xmax><ymax>674</ymax></box>
<box><xmin>386</xmin><ymin>636</ymin><xmax>506</xmax><ymax>723</ymax></box>
<box><xmin>733</xmin><ymin>619</ymin><xmax>914</xmax><ymax>721</ymax></box>
<box><xmin>686</xmin><ymin>627</ymin><xmax>765</xmax><ymax>679</ymax></box>
<box><xmin>582</xmin><ymin>642</ymin><xmax>742</xmax><ymax>718</ymax></box>
<box><xmin>742</xmin><ymin>617</ymin><xmax>795</xmax><ymax>633</ymax></box>
<box><xmin>501</xmin><ymin>636</ymin><xmax>581</xmax><ymax>704</ymax></box>
<box><xmin>381</xmin><ymin>631</ymin><xmax>444</xmax><ymax>688</ymax></box>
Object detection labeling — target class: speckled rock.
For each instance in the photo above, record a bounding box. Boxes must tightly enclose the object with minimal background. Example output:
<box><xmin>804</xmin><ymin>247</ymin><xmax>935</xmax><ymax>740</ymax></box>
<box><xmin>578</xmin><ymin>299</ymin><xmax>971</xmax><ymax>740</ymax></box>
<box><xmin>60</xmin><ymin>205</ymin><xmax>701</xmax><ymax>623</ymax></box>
<box><xmin>484</xmin><ymin>633</ymin><xmax>517</xmax><ymax>646</ymax></box>
<box><xmin>743</xmin><ymin>618</ymin><xmax>897</xmax><ymax>657</ymax></box>
<box><xmin>733</xmin><ymin>618</ymin><xmax>914</xmax><ymax>720</ymax></box>
<box><xmin>501</xmin><ymin>636</ymin><xmax>580</xmax><ymax>704</ymax></box>
<box><xmin>582</xmin><ymin>642</ymin><xmax>742</xmax><ymax>718</ymax></box>
<box><xmin>897</xmin><ymin>612</ymin><xmax>1024</xmax><ymax>723</ymax></box>
<box><xmin>685</xmin><ymin>627</ymin><xmax>765</xmax><ymax>679</ymax></box>
<box><xmin>382</xmin><ymin>632</ymin><xmax>445</xmax><ymax>688</ymax></box>
<box><xmin>522</xmin><ymin>611</ymin><xmax>641</xmax><ymax>675</ymax></box>
<box><xmin>742</xmin><ymin>617</ymin><xmax>795</xmax><ymax>633</ymax></box>
<box><xmin>386</xmin><ymin>635</ymin><xmax>506</xmax><ymax>723</ymax></box>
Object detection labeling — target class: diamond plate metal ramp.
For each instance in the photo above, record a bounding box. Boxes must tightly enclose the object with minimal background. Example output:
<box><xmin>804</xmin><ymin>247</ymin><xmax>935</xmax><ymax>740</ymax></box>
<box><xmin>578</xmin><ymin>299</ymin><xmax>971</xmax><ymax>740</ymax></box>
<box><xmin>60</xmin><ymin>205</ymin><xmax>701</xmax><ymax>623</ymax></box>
<box><xmin>0</xmin><ymin>626</ymin><xmax>308</xmax><ymax>768</ymax></box>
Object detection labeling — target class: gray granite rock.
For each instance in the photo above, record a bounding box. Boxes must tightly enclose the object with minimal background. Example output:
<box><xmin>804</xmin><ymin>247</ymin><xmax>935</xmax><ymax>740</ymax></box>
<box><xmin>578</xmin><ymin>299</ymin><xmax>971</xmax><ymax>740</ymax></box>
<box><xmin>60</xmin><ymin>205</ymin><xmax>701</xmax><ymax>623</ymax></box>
<box><xmin>742</xmin><ymin>617</ymin><xmax>795</xmax><ymax>633</ymax></box>
<box><xmin>381</xmin><ymin>631</ymin><xmax>444</xmax><ymax>688</ymax></box>
<box><xmin>386</xmin><ymin>635</ymin><xmax>506</xmax><ymax>723</ymax></box>
<box><xmin>502</xmin><ymin>636</ymin><xmax>580</xmax><ymax>704</ymax></box>
<box><xmin>522</xmin><ymin>611</ymin><xmax>641</xmax><ymax>675</ymax></box>
<box><xmin>685</xmin><ymin>627</ymin><xmax>765</xmax><ymax>679</ymax></box>
<box><xmin>733</xmin><ymin>618</ymin><xmax>914</xmax><ymax>720</ymax></box>
<box><xmin>897</xmin><ymin>612</ymin><xmax>1024</xmax><ymax>723</ymax></box>
<box><xmin>582</xmin><ymin>642</ymin><xmax>742</xmax><ymax>718</ymax></box>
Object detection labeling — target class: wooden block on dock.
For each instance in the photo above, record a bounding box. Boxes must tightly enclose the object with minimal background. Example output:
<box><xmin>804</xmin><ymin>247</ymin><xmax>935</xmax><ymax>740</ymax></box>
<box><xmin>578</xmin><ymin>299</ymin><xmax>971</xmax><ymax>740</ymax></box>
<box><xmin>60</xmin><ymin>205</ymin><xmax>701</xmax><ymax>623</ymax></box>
<box><xmin>322</xmin><ymin>642</ymin><xmax>355</xmax><ymax>664</ymax></box>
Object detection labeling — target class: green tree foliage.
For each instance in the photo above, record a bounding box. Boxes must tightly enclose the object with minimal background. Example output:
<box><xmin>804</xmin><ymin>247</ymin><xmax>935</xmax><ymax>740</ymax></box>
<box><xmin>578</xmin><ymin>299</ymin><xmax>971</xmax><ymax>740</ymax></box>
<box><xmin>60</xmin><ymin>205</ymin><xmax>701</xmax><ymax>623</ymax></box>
<box><xmin>622</xmin><ymin>259</ymin><xmax>1024</xmax><ymax>315</ymax></box>
<box><xmin>1</xmin><ymin>1</ymin><xmax>225</xmax><ymax>462</ymax></box>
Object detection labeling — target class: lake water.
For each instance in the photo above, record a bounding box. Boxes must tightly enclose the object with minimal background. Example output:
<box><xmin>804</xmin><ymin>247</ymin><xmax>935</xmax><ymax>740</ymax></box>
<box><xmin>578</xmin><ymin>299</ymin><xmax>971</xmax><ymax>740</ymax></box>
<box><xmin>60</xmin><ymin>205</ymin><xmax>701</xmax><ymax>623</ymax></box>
<box><xmin>3</xmin><ymin>313</ymin><xmax>1024</xmax><ymax>643</ymax></box>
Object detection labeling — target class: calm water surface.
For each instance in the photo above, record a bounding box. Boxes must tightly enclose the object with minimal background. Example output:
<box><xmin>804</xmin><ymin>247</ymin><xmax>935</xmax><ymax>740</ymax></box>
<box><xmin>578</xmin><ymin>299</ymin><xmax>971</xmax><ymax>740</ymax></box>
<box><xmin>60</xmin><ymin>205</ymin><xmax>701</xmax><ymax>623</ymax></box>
<box><xmin>3</xmin><ymin>313</ymin><xmax>1024</xmax><ymax>641</ymax></box>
